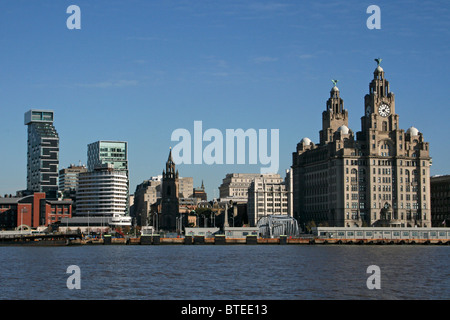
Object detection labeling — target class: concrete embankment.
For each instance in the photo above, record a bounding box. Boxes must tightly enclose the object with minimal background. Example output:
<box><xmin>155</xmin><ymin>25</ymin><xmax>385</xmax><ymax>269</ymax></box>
<box><xmin>70</xmin><ymin>235</ymin><xmax>450</xmax><ymax>245</ymax></box>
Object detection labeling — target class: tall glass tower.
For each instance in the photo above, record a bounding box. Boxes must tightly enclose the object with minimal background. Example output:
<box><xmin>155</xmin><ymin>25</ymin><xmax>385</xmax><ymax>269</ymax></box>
<box><xmin>24</xmin><ymin>110</ymin><xmax>59</xmax><ymax>196</ymax></box>
<box><xmin>87</xmin><ymin>141</ymin><xmax>128</xmax><ymax>175</ymax></box>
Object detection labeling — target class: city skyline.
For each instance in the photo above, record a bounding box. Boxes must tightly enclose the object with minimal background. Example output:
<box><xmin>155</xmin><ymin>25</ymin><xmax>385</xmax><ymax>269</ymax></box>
<box><xmin>1</xmin><ymin>1</ymin><xmax>449</xmax><ymax>199</ymax></box>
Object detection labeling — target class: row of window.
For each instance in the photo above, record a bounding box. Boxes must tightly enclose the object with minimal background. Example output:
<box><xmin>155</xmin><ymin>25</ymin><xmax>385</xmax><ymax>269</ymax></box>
<box><xmin>345</xmin><ymin>202</ymin><xmax>427</xmax><ymax>209</ymax></box>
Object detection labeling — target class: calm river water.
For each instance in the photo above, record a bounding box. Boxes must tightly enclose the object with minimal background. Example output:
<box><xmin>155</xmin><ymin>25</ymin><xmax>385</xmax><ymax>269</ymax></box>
<box><xmin>0</xmin><ymin>245</ymin><xmax>448</xmax><ymax>300</ymax></box>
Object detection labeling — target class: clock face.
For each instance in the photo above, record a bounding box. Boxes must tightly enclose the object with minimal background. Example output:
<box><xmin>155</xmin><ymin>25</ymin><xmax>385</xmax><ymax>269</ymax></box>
<box><xmin>378</xmin><ymin>104</ymin><xmax>390</xmax><ymax>117</ymax></box>
<box><xmin>366</xmin><ymin>106</ymin><xmax>371</xmax><ymax>117</ymax></box>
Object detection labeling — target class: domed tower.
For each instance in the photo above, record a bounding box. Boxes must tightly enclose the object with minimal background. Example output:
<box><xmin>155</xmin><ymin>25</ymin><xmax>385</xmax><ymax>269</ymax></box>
<box><xmin>319</xmin><ymin>80</ymin><xmax>349</xmax><ymax>145</ymax></box>
<box><xmin>361</xmin><ymin>58</ymin><xmax>399</xmax><ymax>138</ymax></box>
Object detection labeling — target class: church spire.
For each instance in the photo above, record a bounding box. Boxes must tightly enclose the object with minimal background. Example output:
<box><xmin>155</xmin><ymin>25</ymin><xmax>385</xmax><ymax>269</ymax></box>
<box><xmin>165</xmin><ymin>147</ymin><xmax>176</xmax><ymax>179</ymax></box>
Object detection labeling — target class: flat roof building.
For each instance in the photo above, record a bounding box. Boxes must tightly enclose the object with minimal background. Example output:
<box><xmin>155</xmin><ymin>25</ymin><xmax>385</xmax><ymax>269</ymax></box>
<box><xmin>24</xmin><ymin>109</ymin><xmax>59</xmax><ymax>196</ymax></box>
<box><xmin>431</xmin><ymin>175</ymin><xmax>450</xmax><ymax>227</ymax></box>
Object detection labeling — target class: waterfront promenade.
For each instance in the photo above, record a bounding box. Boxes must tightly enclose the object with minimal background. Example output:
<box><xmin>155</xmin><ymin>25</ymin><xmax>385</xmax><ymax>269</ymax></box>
<box><xmin>1</xmin><ymin>233</ymin><xmax>449</xmax><ymax>246</ymax></box>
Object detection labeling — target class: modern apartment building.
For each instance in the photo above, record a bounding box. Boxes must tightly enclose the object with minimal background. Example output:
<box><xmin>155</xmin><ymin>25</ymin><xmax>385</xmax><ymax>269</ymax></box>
<box><xmin>76</xmin><ymin>164</ymin><xmax>130</xmax><ymax>226</ymax></box>
<box><xmin>24</xmin><ymin>110</ymin><xmax>59</xmax><ymax>196</ymax></box>
<box><xmin>87</xmin><ymin>140</ymin><xmax>129</xmax><ymax>215</ymax></box>
<box><xmin>292</xmin><ymin>60</ymin><xmax>432</xmax><ymax>228</ymax></box>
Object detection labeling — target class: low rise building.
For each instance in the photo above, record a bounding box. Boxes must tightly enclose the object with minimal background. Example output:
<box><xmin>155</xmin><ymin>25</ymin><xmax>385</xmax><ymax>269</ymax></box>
<box><xmin>0</xmin><ymin>193</ymin><xmax>72</xmax><ymax>229</ymax></box>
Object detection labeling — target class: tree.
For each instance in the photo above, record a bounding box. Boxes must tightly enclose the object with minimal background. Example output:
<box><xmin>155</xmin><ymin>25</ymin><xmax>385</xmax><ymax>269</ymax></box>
<box><xmin>305</xmin><ymin>220</ymin><xmax>316</xmax><ymax>234</ymax></box>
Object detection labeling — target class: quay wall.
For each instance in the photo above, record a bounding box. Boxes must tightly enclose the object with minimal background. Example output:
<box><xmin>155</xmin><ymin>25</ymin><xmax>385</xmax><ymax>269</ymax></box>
<box><xmin>2</xmin><ymin>234</ymin><xmax>449</xmax><ymax>246</ymax></box>
<box><xmin>102</xmin><ymin>236</ymin><xmax>450</xmax><ymax>246</ymax></box>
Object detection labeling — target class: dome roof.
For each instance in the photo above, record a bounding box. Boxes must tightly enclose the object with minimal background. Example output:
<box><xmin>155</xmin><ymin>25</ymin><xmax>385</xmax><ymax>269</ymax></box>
<box><xmin>407</xmin><ymin>126</ymin><xmax>419</xmax><ymax>136</ymax></box>
<box><xmin>337</xmin><ymin>125</ymin><xmax>350</xmax><ymax>135</ymax></box>
<box><xmin>300</xmin><ymin>137</ymin><xmax>312</xmax><ymax>146</ymax></box>
<box><xmin>332</xmin><ymin>86</ymin><xmax>339</xmax><ymax>92</ymax></box>
<box><xmin>375</xmin><ymin>65</ymin><xmax>384</xmax><ymax>73</ymax></box>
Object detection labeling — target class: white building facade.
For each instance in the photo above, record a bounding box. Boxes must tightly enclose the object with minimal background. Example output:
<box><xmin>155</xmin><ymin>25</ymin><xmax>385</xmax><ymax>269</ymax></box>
<box><xmin>76</xmin><ymin>164</ymin><xmax>130</xmax><ymax>226</ymax></box>
<box><xmin>247</xmin><ymin>176</ymin><xmax>291</xmax><ymax>227</ymax></box>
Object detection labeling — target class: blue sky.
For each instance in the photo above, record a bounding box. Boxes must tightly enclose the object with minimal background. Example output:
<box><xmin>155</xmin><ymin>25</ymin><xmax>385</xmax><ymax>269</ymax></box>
<box><xmin>0</xmin><ymin>0</ymin><xmax>449</xmax><ymax>198</ymax></box>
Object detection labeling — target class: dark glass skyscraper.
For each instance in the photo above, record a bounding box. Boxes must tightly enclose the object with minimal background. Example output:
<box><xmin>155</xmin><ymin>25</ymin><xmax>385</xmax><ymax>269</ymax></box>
<box><xmin>24</xmin><ymin>110</ymin><xmax>59</xmax><ymax>195</ymax></box>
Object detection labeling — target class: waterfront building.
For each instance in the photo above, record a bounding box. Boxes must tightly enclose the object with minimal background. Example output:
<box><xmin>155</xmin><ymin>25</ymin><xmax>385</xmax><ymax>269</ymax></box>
<box><xmin>87</xmin><ymin>140</ymin><xmax>130</xmax><ymax>216</ymax></box>
<box><xmin>59</xmin><ymin>216</ymin><xmax>111</xmax><ymax>234</ymax></box>
<box><xmin>223</xmin><ymin>226</ymin><xmax>259</xmax><ymax>238</ymax></box>
<box><xmin>185</xmin><ymin>227</ymin><xmax>220</xmax><ymax>237</ymax></box>
<box><xmin>430</xmin><ymin>175</ymin><xmax>450</xmax><ymax>227</ymax></box>
<box><xmin>247</xmin><ymin>176</ymin><xmax>290</xmax><ymax>227</ymax></box>
<box><xmin>76</xmin><ymin>164</ymin><xmax>131</xmax><ymax>226</ymax></box>
<box><xmin>292</xmin><ymin>60</ymin><xmax>432</xmax><ymax>228</ymax></box>
<box><xmin>0</xmin><ymin>193</ymin><xmax>72</xmax><ymax>229</ymax></box>
<box><xmin>219</xmin><ymin>173</ymin><xmax>282</xmax><ymax>201</ymax></box>
<box><xmin>24</xmin><ymin>110</ymin><xmax>59</xmax><ymax>197</ymax></box>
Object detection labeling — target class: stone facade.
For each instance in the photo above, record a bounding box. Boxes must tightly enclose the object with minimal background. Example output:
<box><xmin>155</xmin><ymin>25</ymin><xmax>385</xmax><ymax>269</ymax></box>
<box><xmin>292</xmin><ymin>61</ymin><xmax>432</xmax><ymax>228</ymax></box>
<box><xmin>219</xmin><ymin>173</ymin><xmax>282</xmax><ymax>201</ymax></box>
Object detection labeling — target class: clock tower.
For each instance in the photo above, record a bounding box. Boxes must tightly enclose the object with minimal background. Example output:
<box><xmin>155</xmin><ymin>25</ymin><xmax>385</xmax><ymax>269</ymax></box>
<box><xmin>358</xmin><ymin>59</ymin><xmax>401</xmax><ymax>150</ymax></box>
<box><xmin>293</xmin><ymin>58</ymin><xmax>432</xmax><ymax>228</ymax></box>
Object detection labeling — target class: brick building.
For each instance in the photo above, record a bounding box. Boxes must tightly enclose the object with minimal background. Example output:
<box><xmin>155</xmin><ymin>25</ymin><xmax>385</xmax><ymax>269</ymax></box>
<box><xmin>0</xmin><ymin>193</ymin><xmax>72</xmax><ymax>230</ymax></box>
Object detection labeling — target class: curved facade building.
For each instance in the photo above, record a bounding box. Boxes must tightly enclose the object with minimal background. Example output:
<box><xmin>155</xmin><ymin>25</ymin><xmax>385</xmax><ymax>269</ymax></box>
<box><xmin>76</xmin><ymin>164</ymin><xmax>128</xmax><ymax>219</ymax></box>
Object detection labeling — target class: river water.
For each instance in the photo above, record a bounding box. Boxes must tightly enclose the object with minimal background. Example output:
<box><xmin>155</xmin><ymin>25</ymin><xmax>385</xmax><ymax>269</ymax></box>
<box><xmin>0</xmin><ymin>245</ymin><xmax>448</xmax><ymax>300</ymax></box>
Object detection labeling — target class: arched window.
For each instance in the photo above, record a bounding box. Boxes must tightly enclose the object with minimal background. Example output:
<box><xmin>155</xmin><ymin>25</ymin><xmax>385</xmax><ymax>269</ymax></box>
<box><xmin>383</xmin><ymin>121</ymin><xmax>388</xmax><ymax>131</ymax></box>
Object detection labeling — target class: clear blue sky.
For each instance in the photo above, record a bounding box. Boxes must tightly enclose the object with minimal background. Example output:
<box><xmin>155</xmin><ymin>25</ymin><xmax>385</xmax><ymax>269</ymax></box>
<box><xmin>1</xmin><ymin>0</ymin><xmax>449</xmax><ymax>199</ymax></box>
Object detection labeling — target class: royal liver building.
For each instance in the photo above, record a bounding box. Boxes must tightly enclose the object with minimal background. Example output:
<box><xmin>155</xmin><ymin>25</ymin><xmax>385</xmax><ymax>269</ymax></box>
<box><xmin>292</xmin><ymin>60</ymin><xmax>432</xmax><ymax>228</ymax></box>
